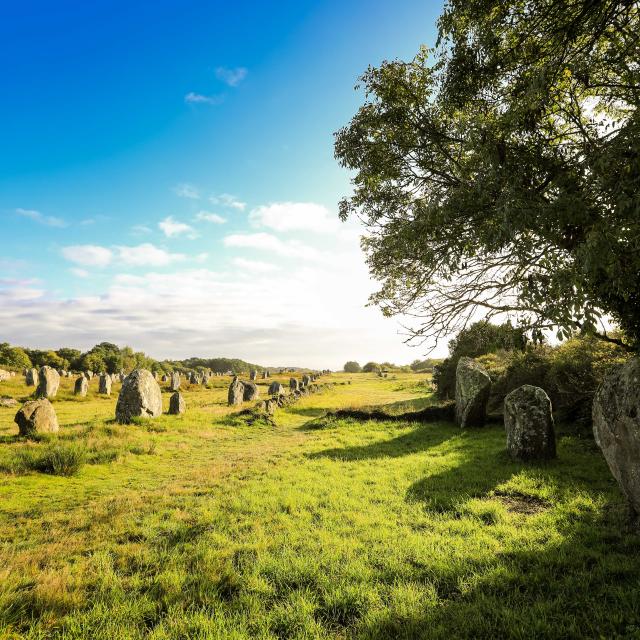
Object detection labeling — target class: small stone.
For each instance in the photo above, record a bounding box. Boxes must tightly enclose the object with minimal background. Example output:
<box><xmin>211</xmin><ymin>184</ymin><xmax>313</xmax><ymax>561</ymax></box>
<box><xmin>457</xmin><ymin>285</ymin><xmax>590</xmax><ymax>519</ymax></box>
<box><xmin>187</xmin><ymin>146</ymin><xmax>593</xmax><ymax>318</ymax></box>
<box><xmin>168</xmin><ymin>392</ymin><xmax>186</xmax><ymax>415</ymax></box>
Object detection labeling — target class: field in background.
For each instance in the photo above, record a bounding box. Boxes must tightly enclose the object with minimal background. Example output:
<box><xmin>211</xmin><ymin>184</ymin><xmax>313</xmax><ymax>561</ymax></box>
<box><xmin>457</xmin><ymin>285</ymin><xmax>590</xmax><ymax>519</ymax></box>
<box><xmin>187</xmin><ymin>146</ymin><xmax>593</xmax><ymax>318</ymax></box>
<box><xmin>0</xmin><ymin>372</ymin><xmax>639</xmax><ymax>639</ymax></box>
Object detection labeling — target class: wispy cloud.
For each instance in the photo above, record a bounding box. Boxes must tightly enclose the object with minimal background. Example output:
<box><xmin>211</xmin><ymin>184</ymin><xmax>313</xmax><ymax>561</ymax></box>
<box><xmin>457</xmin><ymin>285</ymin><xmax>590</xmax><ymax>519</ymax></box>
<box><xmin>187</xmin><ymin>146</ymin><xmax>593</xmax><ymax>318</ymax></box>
<box><xmin>62</xmin><ymin>245</ymin><xmax>113</xmax><ymax>267</ymax></box>
<box><xmin>62</xmin><ymin>243</ymin><xmax>187</xmax><ymax>268</ymax></box>
<box><xmin>215</xmin><ymin>66</ymin><xmax>247</xmax><ymax>87</ymax></box>
<box><xmin>173</xmin><ymin>183</ymin><xmax>200</xmax><ymax>199</ymax></box>
<box><xmin>195</xmin><ymin>211</ymin><xmax>226</xmax><ymax>224</ymax></box>
<box><xmin>159</xmin><ymin>216</ymin><xmax>198</xmax><ymax>239</ymax></box>
<box><xmin>184</xmin><ymin>92</ymin><xmax>224</xmax><ymax>106</ymax></box>
<box><xmin>210</xmin><ymin>193</ymin><xmax>246</xmax><ymax>211</ymax></box>
<box><xmin>249</xmin><ymin>202</ymin><xmax>339</xmax><ymax>234</ymax></box>
<box><xmin>232</xmin><ymin>257</ymin><xmax>280</xmax><ymax>273</ymax></box>
<box><xmin>131</xmin><ymin>224</ymin><xmax>152</xmax><ymax>236</ymax></box>
<box><xmin>70</xmin><ymin>268</ymin><xmax>90</xmax><ymax>278</ymax></box>
<box><xmin>224</xmin><ymin>232</ymin><xmax>321</xmax><ymax>260</ymax></box>
<box><xmin>16</xmin><ymin>208</ymin><xmax>66</xmax><ymax>228</ymax></box>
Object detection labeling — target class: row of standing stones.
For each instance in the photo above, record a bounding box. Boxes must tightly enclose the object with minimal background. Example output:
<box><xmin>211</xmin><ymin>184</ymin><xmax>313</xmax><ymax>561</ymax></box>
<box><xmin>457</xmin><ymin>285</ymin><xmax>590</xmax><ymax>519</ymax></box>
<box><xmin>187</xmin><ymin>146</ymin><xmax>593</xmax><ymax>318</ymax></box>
<box><xmin>12</xmin><ymin>366</ymin><xmax>330</xmax><ymax>437</ymax></box>
<box><xmin>455</xmin><ymin>355</ymin><xmax>640</xmax><ymax>522</ymax></box>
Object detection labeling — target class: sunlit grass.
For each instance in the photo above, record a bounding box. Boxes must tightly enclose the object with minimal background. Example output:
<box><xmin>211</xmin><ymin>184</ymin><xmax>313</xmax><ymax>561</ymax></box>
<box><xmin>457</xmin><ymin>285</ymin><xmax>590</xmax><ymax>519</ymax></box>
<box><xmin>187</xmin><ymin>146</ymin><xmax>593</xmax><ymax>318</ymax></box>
<box><xmin>0</xmin><ymin>371</ymin><xmax>637</xmax><ymax>639</ymax></box>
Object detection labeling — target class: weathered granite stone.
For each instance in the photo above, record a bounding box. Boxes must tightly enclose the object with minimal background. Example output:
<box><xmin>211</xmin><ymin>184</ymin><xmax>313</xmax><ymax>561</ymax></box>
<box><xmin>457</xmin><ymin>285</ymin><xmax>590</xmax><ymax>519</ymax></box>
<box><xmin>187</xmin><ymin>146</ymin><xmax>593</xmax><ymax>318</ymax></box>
<box><xmin>243</xmin><ymin>381</ymin><xmax>260</xmax><ymax>401</ymax></box>
<box><xmin>115</xmin><ymin>369</ymin><xmax>162</xmax><ymax>424</ymax></box>
<box><xmin>504</xmin><ymin>385</ymin><xmax>556</xmax><ymax>460</ymax></box>
<box><xmin>455</xmin><ymin>357</ymin><xmax>491</xmax><ymax>428</ymax></box>
<box><xmin>98</xmin><ymin>373</ymin><xmax>112</xmax><ymax>396</ymax></box>
<box><xmin>74</xmin><ymin>376</ymin><xmax>88</xmax><ymax>397</ymax></box>
<box><xmin>228</xmin><ymin>376</ymin><xmax>245</xmax><ymax>406</ymax></box>
<box><xmin>593</xmin><ymin>357</ymin><xmax>640</xmax><ymax>519</ymax></box>
<box><xmin>269</xmin><ymin>381</ymin><xmax>285</xmax><ymax>396</ymax></box>
<box><xmin>35</xmin><ymin>366</ymin><xmax>60</xmax><ymax>399</ymax></box>
<box><xmin>15</xmin><ymin>398</ymin><xmax>59</xmax><ymax>436</ymax></box>
<box><xmin>168</xmin><ymin>392</ymin><xmax>186</xmax><ymax>415</ymax></box>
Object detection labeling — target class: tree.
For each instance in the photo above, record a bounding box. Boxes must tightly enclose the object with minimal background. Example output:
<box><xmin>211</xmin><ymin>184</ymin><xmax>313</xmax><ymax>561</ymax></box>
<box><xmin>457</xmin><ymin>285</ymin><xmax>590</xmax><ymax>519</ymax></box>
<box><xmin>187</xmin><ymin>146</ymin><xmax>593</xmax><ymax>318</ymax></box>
<box><xmin>362</xmin><ymin>361</ymin><xmax>380</xmax><ymax>373</ymax></box>
<box><xmin>343</xmin><ymin>361</ymin><xmax>362</xmax><ymax>373</ymax></box>
<box><xmin>335</xmin><ymin>0</ymin><xmax>640</xmax><ymax>350</ymax></box>
<box><xmin>0</xmin><ymin>343</ymin><xmax>32</xmax><ymax>370</ymax></box>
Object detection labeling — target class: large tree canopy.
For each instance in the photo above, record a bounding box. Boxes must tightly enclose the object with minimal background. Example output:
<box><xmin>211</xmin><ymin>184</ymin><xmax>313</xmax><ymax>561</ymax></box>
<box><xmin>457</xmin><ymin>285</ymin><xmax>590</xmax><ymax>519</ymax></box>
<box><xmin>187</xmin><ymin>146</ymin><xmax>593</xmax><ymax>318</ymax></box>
<box><xmin>335</xmin><ymin>0</ymin><xmax>639</xmax><ymax>350</ymax></box>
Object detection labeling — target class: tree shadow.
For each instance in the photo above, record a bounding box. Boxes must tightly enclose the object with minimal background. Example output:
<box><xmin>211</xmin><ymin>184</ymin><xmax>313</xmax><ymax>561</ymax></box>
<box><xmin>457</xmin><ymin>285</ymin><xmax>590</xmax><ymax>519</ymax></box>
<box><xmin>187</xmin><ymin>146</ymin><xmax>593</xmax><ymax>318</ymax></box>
<box><xmin>306</xmin><ymin>422</ymin><xmax>457</xmax><ymax>461</ymax></box>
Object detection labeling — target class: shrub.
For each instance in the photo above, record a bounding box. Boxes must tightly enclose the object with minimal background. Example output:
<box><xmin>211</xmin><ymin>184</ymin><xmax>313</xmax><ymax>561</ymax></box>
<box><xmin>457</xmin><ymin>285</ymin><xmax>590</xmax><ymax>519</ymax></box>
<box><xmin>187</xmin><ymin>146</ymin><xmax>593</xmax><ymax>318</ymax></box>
<box><xmin>13</xmin><ymin>443</ymin><xmax>86</xmax><ymax>476</ymax></box>
<box><xmin>343</xmin><ymin>361</ymin><xmax>362</xmax><ymax>373</ymax></box>
<box><xmin>433</xmin><ymin>321</ymin><xmax>527</xmax><ymax>399</ymax></box>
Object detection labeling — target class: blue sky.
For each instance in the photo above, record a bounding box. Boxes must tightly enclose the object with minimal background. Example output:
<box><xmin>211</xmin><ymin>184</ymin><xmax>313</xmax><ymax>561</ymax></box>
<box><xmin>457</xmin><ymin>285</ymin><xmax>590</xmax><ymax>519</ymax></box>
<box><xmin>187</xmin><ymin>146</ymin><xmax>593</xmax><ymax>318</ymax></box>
<box><xmin>0</xmin><ymin>0</ymin><xmax>444</xmax><ymax>368</ymax></box>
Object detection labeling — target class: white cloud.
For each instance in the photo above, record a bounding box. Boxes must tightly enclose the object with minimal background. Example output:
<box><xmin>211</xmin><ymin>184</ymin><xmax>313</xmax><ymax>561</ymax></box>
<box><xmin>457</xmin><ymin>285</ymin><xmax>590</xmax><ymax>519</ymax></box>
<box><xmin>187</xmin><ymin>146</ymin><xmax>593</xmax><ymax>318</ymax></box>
<box><xmin>184</xmin><ymin>92</ymin><xmax>224</xmax><ymax>106</ymax></box>
<box><xmin>16</xmin><ymin>208</ymin><xmax>66</xmax><ymax>228</ymax></box>
<box><xmin>173</xmin><ymin>183</ymin><xmax>200</xmax><ymax>199</ymax></box>
<box><xmin>159</xmin><ymin>216</ymin><xmax>198</xmax><ymax>238</ymax></box>
<box><xmin>232</xmin><ymin>257</ymin><xmax>280</xmax><ymax>273</ymax></box>
<box><xmin>116</xmin><ymin>243</ymin><xmax>186</xmax><ymax>267</ymax></box>
<box><xmin>131</xmin><ymin>224</ymin><xmax>152</xmax><ymax>236</ymax></box>
<box><xmin>249</xmin><ymin>202</ymin><xmax>340</xmax><ymax>234</ymax></box>
<box><xmin>62</xmin><ymin>245</ymin><xmax>113</xmax><ymax>267</ymax></box>
<box><xmin>215</xmin><ymin>67</ymin><xmax>247</xmax><ymax>87</ymax></box>
<box><xmin>70</xmin><ymin>268</ymin><xmax>90</xmax><ymax>278</ymax></box>
<box><xmin>62</xmin><ymin>243</ymin><xmax>187</xmax><ymax>268</ymax></box>
<box><xmin>195</xmin><ymin>211</ymin><xmax>226</xmax><ymax>224</ymax></box>
<box><xmin>224</xmin><ymin>232</ymin><xmax>322</xmax><ymax>260</ymax></box>
<box><xmin>210</xmin><ymin>193</ymin><xmax>246</xmax><ymax>211</ymax></box>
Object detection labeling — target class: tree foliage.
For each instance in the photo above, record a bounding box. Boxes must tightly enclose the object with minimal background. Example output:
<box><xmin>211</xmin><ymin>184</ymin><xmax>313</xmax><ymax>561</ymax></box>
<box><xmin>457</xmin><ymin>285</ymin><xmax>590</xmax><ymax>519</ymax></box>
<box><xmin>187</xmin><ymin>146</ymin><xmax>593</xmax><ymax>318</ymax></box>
<box><xmin>343</xmin><ymin>361</ymin><xmax>362</xmax><ymax>373</ymax></box>
<box><xmin>335</xmin><ymin>0</ymin><xmax>640</xmax><ymax>350</ymax></box>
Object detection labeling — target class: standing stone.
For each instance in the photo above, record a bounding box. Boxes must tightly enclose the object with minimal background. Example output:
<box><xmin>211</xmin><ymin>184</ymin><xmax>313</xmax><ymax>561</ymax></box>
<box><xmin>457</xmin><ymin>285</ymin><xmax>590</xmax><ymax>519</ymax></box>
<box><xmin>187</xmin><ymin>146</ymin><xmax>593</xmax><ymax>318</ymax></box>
<box><xmin>85</xmin><ymin>370</ymin><xmax>94</xmax><ymax>380</ymax></box>
<box><xmin>0</xmin><ymin>369</ymin><xmax>10</xmax><ymax>382</ymax></box>
<box><xmin>98</xmin><ymin>373</ymin><xmax>112</xmax><ymax>396</ymax></box>
<box><xmin>26</xmin><ymin>368</ymin><xmax>39</xmax><ymax>387</ymax></box>
<box><xmin>115</xmin><ymin>369</ymin><xmax>162</xmax><ymax>424</ymax></box>
<box><xmin>593</xmin><ymin>357</ymin><xmax>640</xmax><ymax>519</ymax></box>
<box><xmin>250</xmin><ymin>370</ymin><xmax>257</xmax><ymax>381</ymax></box>
<box><xmin>228</xmin><ymin>376</ymin><xmax>245</xmax><ymax>406</ymax></box>
<box><xmin>455</xmin><ymin>357</ymin><xmax>491</xmax><ymax>428</ymax></box>
<box><xmin>262</xmin><ymin>371</ymin><xmax>268</xmax><ymax>379</ymax></box>
<box><xmin>168</xmin><ymin>392</ymin><xmax>186</xmax><ymax>415</ymax></box>
<box><xmin>302</xmin><ymin>374</ymin><xmax>311</xmax><ymax>387</ymax></box>
<box><xmin>35</xmin><ymin>366</ymin><xmax>60</xmax><ymax>399</ymax></box>
<box><xmin>243</xmin><ymin>381</ymin><xmax>260</xmax><ymax>401</ymax></box>
<box><xmin>290</xmin><ymin>378</ymin><xmax>299</xmax><ymax>391</ymax></box>
<box><xmin>269</xmin><ymin>381</ymin><xmax>285</xmax><ymax>396</ymax></box>
<box><xmin>74</xmin><ymin>376</ymin><xmax>88</xmax><ymax>397</ymax></box>
<box><xmin>15</xmin><ymin>398</ymin><xmax>59</xmax><ymax>436</ymax></box>
<box><xmin>170</xmin><ymin>372</ymin><xmax>180</xmax><ymax>392</ymax></box>
<box><xmin>504</xmin><ymin>385</ymin><xmax>556</xmax><ymax>460</ymax></box>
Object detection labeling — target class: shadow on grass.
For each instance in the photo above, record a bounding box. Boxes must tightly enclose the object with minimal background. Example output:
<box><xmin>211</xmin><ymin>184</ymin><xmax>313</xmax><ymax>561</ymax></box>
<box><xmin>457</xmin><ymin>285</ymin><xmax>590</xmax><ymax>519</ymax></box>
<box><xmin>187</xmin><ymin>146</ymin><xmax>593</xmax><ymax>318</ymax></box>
<box><xmin>307</xmin><ymin>422</ymin><xmax>456</xmax><ymax>460</ymax></box>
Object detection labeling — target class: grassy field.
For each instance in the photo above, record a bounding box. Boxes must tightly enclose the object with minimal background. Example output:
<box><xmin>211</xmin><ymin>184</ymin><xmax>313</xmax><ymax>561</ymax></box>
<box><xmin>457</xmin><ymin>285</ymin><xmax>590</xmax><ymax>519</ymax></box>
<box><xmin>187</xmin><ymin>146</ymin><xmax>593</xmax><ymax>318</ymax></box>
<box><xmin>0</xmin><ymin>372</ymin><xmax>638</xmax><ymax>639</ymax></box>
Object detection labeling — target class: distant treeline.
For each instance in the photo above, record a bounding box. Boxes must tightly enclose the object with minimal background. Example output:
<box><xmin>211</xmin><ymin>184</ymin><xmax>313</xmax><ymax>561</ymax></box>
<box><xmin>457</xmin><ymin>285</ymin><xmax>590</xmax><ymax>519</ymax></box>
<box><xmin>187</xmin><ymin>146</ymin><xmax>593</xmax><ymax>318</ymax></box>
<box><xmin>343</xmin><ymin>359</ymin><xmax>442</xmax><ymax>374</ymax></box>
<box><xmin>0</xmin><ymin>341</ymin><xmax>265</xmax><ymax>375</ymax></box>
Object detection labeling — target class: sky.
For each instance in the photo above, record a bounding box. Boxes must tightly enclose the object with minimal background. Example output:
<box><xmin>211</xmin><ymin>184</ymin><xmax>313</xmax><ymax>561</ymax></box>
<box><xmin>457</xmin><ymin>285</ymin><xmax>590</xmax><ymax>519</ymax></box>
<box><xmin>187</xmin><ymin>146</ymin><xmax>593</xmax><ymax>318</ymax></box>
<box><xmin>0</xmin><ymin>0</ymin><xmax>445</xmax><ymax>369</ymax></box>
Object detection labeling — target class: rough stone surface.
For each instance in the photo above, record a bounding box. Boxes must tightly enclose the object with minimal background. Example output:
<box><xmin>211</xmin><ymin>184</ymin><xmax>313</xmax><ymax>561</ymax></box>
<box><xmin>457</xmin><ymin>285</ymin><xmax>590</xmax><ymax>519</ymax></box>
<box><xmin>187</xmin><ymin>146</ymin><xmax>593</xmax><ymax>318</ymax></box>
<box><xmin>0</xmin><ymin>397</ymin><xmax>18</xmax><ymax>408</ymax></box>
<box><xmin>115</xmin><ymin>369</ymin><xmax>162</xmax><ymax>424</ymax></box>
<box><xmin>85</xmin><ymin>371</ymin><xmax>94</xmax><ymax>380</ymax></box>
<box><xmin>0</xmin><ymin>369</ymin><xmax>11</xmax><ymax>382</ymax></box>
<box><xmin>170</xmin><ymin>372</ymin><xmax>181</xmax><ymax>391</ymax></box>
<box><xmin>302</xmin><ymin>374</ymin><xmax>311</xmax><ymax>386</ymax></box>
<box><xmin>15</xmin><ymin>398</ymin><xmax>59</xmax><ymax>436</ymax></box>
<box><xmin>593</xmin><ymin>357</ymin><xmax>640</xmax><ymax>518</ymax></box>
<box><xmin>269</xmin><ymin>381</ymin><xmax>285</xmax><ymax>396</ymax></box>
<box><xmin>504</xmin><ymin>385</ymin><xmax>556</xmax><ymax>460</ymax></box>
<box><xmin>250</xmin><ymin>370</ymin><xmax>257</xmax><ymax>381</ymax></box>
<box><xmin>290</xmin><ymin>378</ymin><xmax>299</xmax><ymax>391</ymax></box>
<box><xmin>228</xmin><ymin>377</ymin><xmax>245</xmax><ymax>405</ymax></box>
<box><xmin>26</xmin><ymin>368</ymin><xmax>39</xmax><ymax>387</ymax></box>
<box><xmin>455</xmin><ymin>357</ymin><xmax>491</xmax><ymax>428</ymax></box>
<box><xmin>74</xmin><ymin>376</ymin><xmax>88</xmax><ymax>397</ymax></box>
<box><xmin>243</xmin><ymin>381</ymin><xmax>260</xmax><ymax>401</ymax></box>
<box><xmin>36</xmin><ymin>366</ymin><xmax>60</xmax><ymax>399</ymax></box>
<box><xmin>98</xmin><ymin>373</ymin><xmax>112</xmax><ymax>395</ymax></box>
<box><xmin>168</xmin><ymin>392</ymin><xmax>186</xmax><ymax>415</ymax></box>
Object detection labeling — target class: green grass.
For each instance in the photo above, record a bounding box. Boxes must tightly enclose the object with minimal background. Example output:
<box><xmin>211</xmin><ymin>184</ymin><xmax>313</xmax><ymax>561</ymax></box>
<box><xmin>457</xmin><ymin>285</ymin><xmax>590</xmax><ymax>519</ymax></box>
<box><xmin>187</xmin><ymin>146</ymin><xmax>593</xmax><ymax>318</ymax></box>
<box><xmin>0</xmin><ymin>372</ymin><xmax>638</xmax><ymax>639</ymax></box>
